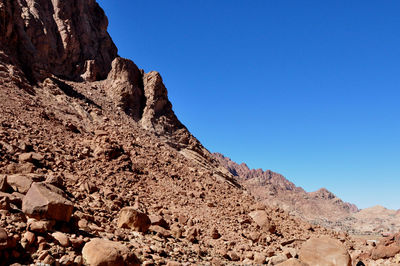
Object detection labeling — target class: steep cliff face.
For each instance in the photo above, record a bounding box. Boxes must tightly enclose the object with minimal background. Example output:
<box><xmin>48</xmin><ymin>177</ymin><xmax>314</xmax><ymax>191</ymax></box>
<box><xmin>0</xmin><ymin>0</ymin><xmax>117</xmax><ymax>82</ymax></box>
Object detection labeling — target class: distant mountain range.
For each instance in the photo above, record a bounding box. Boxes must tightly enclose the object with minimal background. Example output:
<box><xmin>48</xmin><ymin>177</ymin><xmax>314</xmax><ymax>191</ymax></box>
<box><xmin>213</xmin><ymin>153</ymin><xmax>400</xmax><ymax>235</ymax></box>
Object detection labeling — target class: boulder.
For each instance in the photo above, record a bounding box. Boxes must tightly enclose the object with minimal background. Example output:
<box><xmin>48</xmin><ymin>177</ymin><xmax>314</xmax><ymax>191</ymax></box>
<box><xmin>0</xmin><ymin>175</ymin><xmax>8</xmax><ymax>192</ymax></box>
<box><xmin>149</xmin><ymin>214</ymin><xmax>169</xmax><ymax>229</ymax></box>
<box><xmin>249</xmin><ymin>210</ymin><xmax>276</xmax><ymax>233</ymax></box>
<box><xmin>22</xmin><ymin>182</ymin><xmax>74</xmax><ymax>222</ymax></box>
<box><xmin>82</xmin><ymin>238</ymin><xmax>139</xmax><ymax>266</ymax></box>
<box><xmin>254</xmin><ymin>252</ymin><xmax>266</xmax><ymax>264</ymax></box>
<box><xmin>18</xmin><ymin>152</ymin><xmax>44</xmax><ymax>162</ymax></box>
<box><xmin>117</xmin><ymin>207</ymin><xmax>151</xmax><ymax>232</ymax></box>
<box><xmin>0</xmin><ymin>192</ymin><xmax>23</xmax><ymax>208</ymax></box>
<box><xmin>0</xmin><ymin>227</ymin><xmax>9</xmax><ymax>250</ymax></box>
<box><xmin>149</xmin><ymin>225</ymin><xmax>171</xmax><ymax>238</ymax></box>
<box><xmin>52</xmin><ymin>232</ymin><xmax>70</xmax><ymax>247</ymax></box>
<box><xmin>27</xmin><ymin>218</ymin><xmax>55</xmax><ymax>233</ymax></box>
<box><xmin>371</xmin><ymin>244</ymin><xmax>400</xmax><ymax>260</ymax></box>
<box><xmin>7</xmin><ymin>174</ymin><xmax>43</xmax><ymax>193</ymax></box>
<box><xmin>299</xmin><ymin>236</ymin><xmax>351</xmax><ymax>266</ymax></box>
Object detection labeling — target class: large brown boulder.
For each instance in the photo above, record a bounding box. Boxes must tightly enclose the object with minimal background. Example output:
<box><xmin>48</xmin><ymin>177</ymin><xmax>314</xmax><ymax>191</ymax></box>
<box><xmin>370</xmin><ymin>233</ymin><xmax>400</xmax><ymax>259</ymax></box>
<box><xmin>82</xmin><ymin>238</ymin><xmax>139</xmax><ymax>266</ymax></box>
<box><xmin>299</xmin><ymin>236</ymin><xmax>351</xmax><ymax>266</ymax></box>
<box><xmin>117</xmin><ymin>207</ymin><xmax>151</xmax><ymax>232</ymax></box>
<box><xmin>22</xmin><ymin>182</ymin><xmax>74</xmax><ymax>222</ymax></box>
<box><xmin>7</xmin><ymin>174</ymin><xmax>43</xmax><ymax>194</ymax></box>
<box><xmin>371</xmin><ymin>244</ymin><xmax>400</xmax><ymax>260</ymax></box>
<box><xmin>249</xmin><ymin>210</ymin><xmax>276</xmax><ymax>233</ymax></box>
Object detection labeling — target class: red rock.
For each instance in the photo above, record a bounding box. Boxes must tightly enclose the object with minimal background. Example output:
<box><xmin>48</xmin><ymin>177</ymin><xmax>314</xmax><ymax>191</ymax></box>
<box><xmin>52</xmin><ymin>232</ymin><xmax>70</xmax><ymax>247</ymax></box>
<box><xmin>149</xmin><ymin>214</ymin><xmax>169</xmax><ymax>229</ymax></box>
<box><xmin>371</xmin><ymin>244</ymin><xmax>400</xmax><ymax>260</ymax></box>
<box><xmin>211</xmin><ymin>227</ymin><xmax>221</xmax><ymax>239</ymax></box>
<box><xmin>27</xmin><ymin>219</ymin><xmax>54</xmax><ymax>233</ymax></box>
<box><xmin>7</xmin><ymin>174</ymin><xmax>43</xmax><ymax>194</ymax></box>
<box><xmin>22</xmin><ymin>182</ymin><xmax>74</xmax><ymax>222</ymax></box>
<box><xmin>0</xmin><ymin>228</ymin><xmax>8</xmax><ymax>250</ymax></box>
<box><xmin>249</xmin><ymin>210</ymin><xmax>276</xmax><ymax>233</ymax></box>
<box><xmin>82</xmin><ymin>238</ymin><xmax>140</xmax><ymax>266</ymax></box>
<box><xmin>0</xmin><ymin>175</ymin><xmax>8</xmax><ymax>192</ymax></box>
<box><xmin>23</xmin><ymin>231</ymin><xmax>35</xmax><ymax>246</ymax></box>
<box><xmin>299</xmin><ymin>236</ymin><xmax>351</xmax><ymax>266</ymax></box>
<box><xmin>186</xmin><ymin>227</ymin><xmax>198</xmax><ymax>243</ymax></box>
<box><xmin>117</xmin><ymin>207</ymin><xmax>151</xmax><ymax>232</ymax></box>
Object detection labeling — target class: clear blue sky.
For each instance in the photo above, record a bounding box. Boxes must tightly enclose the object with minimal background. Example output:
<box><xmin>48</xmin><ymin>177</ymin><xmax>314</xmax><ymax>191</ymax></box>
<box><xmin>97</xmin><ymin>0</ymin><xmax>400</xmax><ymax>210</ymax></box>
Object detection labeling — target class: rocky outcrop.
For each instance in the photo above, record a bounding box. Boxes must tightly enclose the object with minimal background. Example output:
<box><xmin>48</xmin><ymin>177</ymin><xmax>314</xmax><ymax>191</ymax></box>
<box><xmin>106</xmin><ymin>58</ymin><xmax>144</xmax><ymax>121</ymax></box>
<box><xmin>141</xmin><ymin>71</ymin><xmax>176</xmax><ymax>134</ymax></box>
<box><xmin>0</xmin><ymin>0</ymin><xmax>117</xmax><ymax>82</ymax></box>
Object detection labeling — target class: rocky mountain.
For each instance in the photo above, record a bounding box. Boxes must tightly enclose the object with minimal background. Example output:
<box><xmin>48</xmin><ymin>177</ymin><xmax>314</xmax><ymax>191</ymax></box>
<box><xmin>214</xmin><ymin>153</ymin><xmax>400</xmax><ymax>237</ymax></box>
<box><xmin>214</xmin><ymin>153</ymin><xmax>358</xmax><ymax>220</ymax></box>
<box><xmin>0</xmin><ymin>0</ymin><xmax>398</xmax><ymax>265</ymax></box>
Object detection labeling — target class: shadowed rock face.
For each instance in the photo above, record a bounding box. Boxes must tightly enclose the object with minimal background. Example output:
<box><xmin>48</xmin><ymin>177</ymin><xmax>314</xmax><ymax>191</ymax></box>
<box><xmin>0</xmin><ymin>0</ymin><xmax>117</xmax><ymax>82</ymax></box>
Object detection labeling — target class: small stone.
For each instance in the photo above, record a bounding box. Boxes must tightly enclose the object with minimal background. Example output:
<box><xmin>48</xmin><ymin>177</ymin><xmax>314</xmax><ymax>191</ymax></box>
<box><xmin>228</xmin><ymin>251</ymin><xmax>240</xmax><ymax>261</ymax></box>
<box><xmin>52</xmin><ymin>231</ymin><xmax>70</xmax><ymax>247</ymax></box>
<box><xmin>211</xmin><ymin>227</ymin><xmax>221</xmax><ymax>239</ymax></box>
<box><xmin>43</xmin><ymin>254</ymin><xmax>55</xmax><ymax>265</ymax></box>
<box><xmin>269</xmin><ymin>254</ymin><xmax>287</xmax><ymax>265</ymax></box>
<box><xmin>171</xmin><ymin>225</ymin><xmax>182</xmax><ymax>239</ymax></box>
<box><xmin>186</xmin><ymin>227</ymin><xmax>198</xmax><ymax>243</ymax></box>
<box><xmin>27</xmin><ymin>218</ymin><xmax>54</xmax><ymax>233</ymax></box>
<box><xmin>254</xmin><ymin>252</ymin><xmax>266</xmax><ymax>264</ymax></box>
<box><xmin>18</xmin><ymin>153</ymin><xmax>32</xmax><ymax>162</ymax></box>
<box><xmin>7</xmin><ymin>174</ymin><xmax>43</xmax><ymax>194</ymax></box>
<box><xmin>0</xmin><ymin>175</ymin><xmax>9</xmax><ymax>192</ymax></box>
<box><xmin>23</xmin><ymin>231</ymin><xmax>35</xmax><ymax>246</ymax></box>
<box><xmin>0</xmin><ymin>227</ymin><xmax>9</xmax><ymax>250</ymax></box>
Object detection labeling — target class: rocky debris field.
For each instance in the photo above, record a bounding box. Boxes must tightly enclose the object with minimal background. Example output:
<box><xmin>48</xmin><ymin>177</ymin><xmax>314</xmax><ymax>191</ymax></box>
<box><xmin>1</xmin><ymin>0</ymin><xmax>400</xmax><ymax>265</ymax></box>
